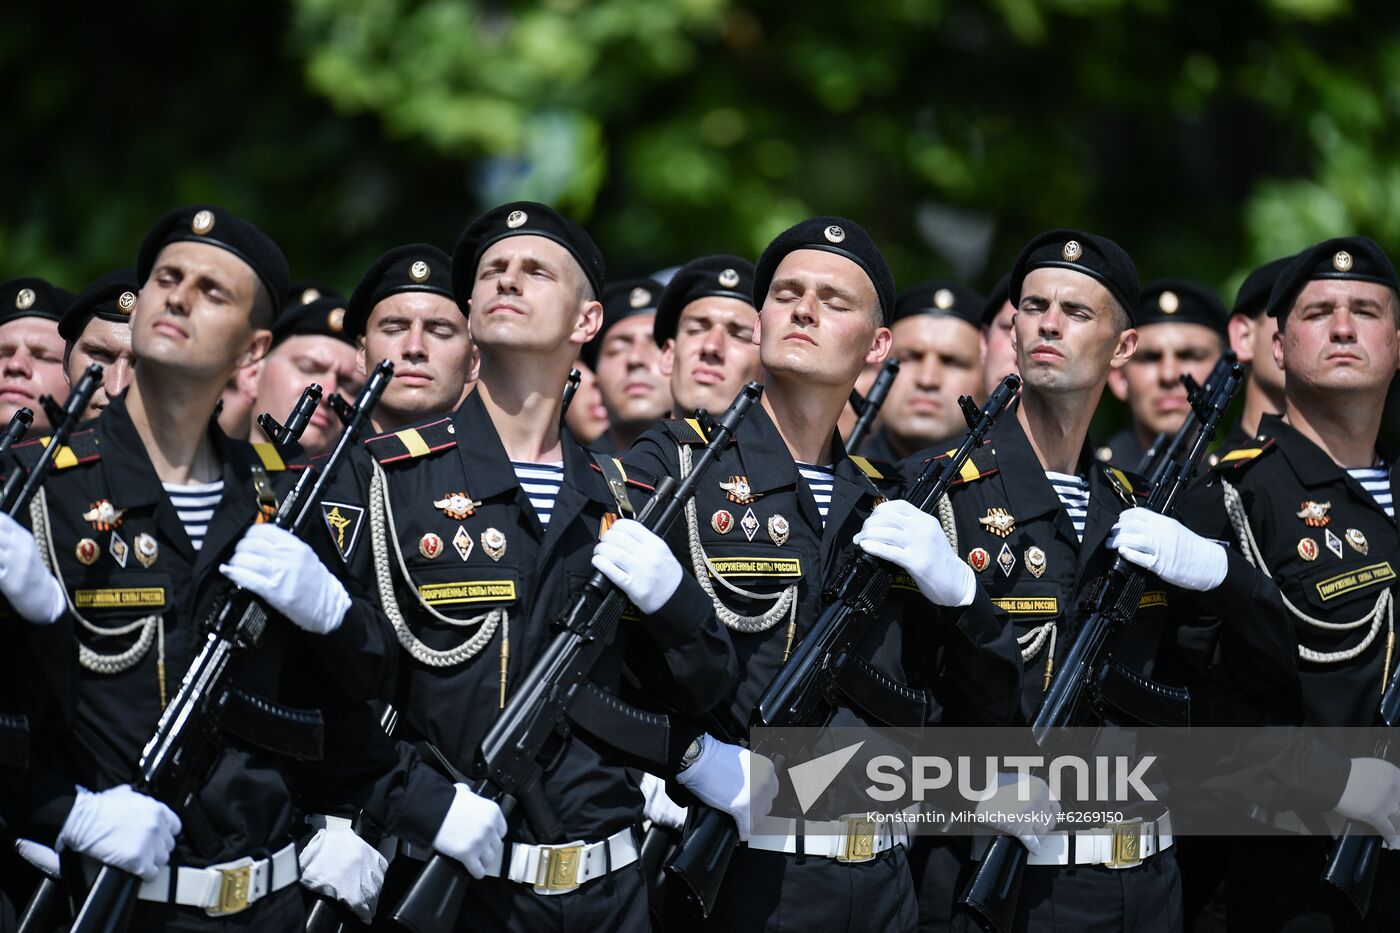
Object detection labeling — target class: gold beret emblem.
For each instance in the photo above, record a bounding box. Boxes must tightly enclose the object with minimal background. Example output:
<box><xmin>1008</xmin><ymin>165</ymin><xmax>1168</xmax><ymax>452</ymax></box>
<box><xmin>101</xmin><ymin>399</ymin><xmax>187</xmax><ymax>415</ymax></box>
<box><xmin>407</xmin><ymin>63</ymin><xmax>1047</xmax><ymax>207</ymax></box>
<box><xmin>327</xmin><ymin>307</ymin><xmax>346</xmax><ymax>333</ymax></box>
<box><xmin>14</xmin><ymin>288</ymin><xmax>35</xmax><ymax>311</ymax></box>
<box><xmin>1061</xmin><ymin>240</ymin><xmax>1083</xmax><ymax>262</ymax></box>
<box><xmin>409</xmin><ymin>260</ymin><xmax>431</xmax><ymax>283</ymax></box>
<box><xmin>934</xmin><ymin>288</ymin><xmax>955</xmax><ymax>310</ymax></box>
<box><xmin>1158</xmin><ymin>290</ymin><xmax>1179</xmax><ymax>314</ymax></box>
<box><xmin>824</xmin><ymin>225</ymin><xmax>846</xmax><ymax>244</ymax></box>
<box><xmin>191</xmin><ymin>210</ymin><xmax>215</xmax><ymax>235</ymax></box>
<box><xmin>718</xmin><ymin>268</ymin><xmax>740</xmax><ymax>289</ymax></box>
<box><xmin>506</xmin><ymin>210</ymin><xmax>528</xmax><ymax>229</ymax></box>
<box><xmin>1332</xmin><ymin>250</ymin><xmax>1353</xmax><ymax>272</ymax></box>
<box><xmin>117</xmin><ymin>291</ymin><xmax>137</xmax><ymax>313</ymax></box>
<box><xmin>629</xmin><ymin>287</ymin><xmax>651</xmax><ymax>309</ymax></box>
<box><xmin>300</xmin><ymin>287</ymin><xmax>321</xmax><ymax>305</ymax></box>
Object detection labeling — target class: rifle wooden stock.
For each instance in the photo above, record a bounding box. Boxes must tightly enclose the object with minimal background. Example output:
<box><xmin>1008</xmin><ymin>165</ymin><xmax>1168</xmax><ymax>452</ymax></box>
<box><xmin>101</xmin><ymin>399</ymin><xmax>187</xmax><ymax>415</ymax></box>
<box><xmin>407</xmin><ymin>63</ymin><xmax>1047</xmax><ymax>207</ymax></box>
<box><xmin>668</xmin><ymin>375</ymin><xmax>1022</xmax><ymax>918</ymax></box>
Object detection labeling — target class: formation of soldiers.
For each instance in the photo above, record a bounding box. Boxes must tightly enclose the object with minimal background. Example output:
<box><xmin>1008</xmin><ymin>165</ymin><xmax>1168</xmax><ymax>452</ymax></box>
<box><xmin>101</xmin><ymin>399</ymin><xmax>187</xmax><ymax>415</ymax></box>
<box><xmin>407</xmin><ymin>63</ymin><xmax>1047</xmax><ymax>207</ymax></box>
<box><xmin>0</xmin><ymin>200</ymin><xmax>1396</xmax><ymax>933</ymax></box>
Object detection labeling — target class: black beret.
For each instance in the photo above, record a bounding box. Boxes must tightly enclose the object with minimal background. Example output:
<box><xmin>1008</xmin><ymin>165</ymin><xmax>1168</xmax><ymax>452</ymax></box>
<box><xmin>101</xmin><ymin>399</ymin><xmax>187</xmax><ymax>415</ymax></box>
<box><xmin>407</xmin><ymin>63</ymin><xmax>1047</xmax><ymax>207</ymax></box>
<box><xmin>271</xmin><ymin>296</ymin><xmax>355</xmax><ymax>347</ymax></box>
<box><xmin>1230</xmin><ymin>256</ymin><xmax>1292</xmax><ymax>319</ymax></box>
<box><xmin>452</xmin><ymin>201</ymin><xmax>606</xmax><ymax>306</ymax></box>
<box><xmin>753</xmin><ymin>216</ymin><xmax>896</xmax><ymax>326</ymax></box>
<box><xmin>1136</xmin><ymin>279</ymin><xmax>1228</xmax><ymax>335</ymax></box>
<box><xmin>0</xmin><ymin>277</ymin><xmax>74</xmax><ymax>328</ymax></box>
<box><xmin>136</xmin><ymin>205</ymin><xmax>289</xmax><ymax>311</ymax></box>
<box><xmin>581</xmin><ymin>277</ymin><xmax>663</xmax><ymax>370</ymax></box>
<box><xmin>980</xmin><ymin>272</ymin><xmax>1012</xmax><ymax>327</ymax></box>
<box><xmin>652</xmin><ymin>255</ymin><xmax>755</xmax><ymax>346</ymax></box>
<box><xmin>287</xmin><ymin>280</ymin><xmax>345</xmax><ymax>309</ymax></box>
<box><xmin>345</xmin><ymin>244</ymin><xmax>455</xmax><ymax>338</ymax></box>
<box><xmin>58</xmin><ymin>268</ymin><xmax>140</xmax><ymax>341</ymax></box>
<box><xmin>1009</xmin><ymin>229</ymin><xmax>1140</xmax><ymax>325</ymax></box>
<box><xmin>893</xmin><ymin>280</ymin><xmax>984</xmax><ymax>329</ymax></box>
<box><xmin>1267</xmin><ymin>236</ymin><xmax>1398</xmax><ymax>320</ymax></box>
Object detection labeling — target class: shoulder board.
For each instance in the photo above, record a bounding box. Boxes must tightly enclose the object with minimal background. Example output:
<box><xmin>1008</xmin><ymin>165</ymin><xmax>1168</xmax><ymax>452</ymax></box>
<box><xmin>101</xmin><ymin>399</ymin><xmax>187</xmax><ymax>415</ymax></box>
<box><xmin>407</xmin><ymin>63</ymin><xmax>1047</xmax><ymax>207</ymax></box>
<box><xmin>660</xmin><ymin>417</ymin><xmax>708</xmax><ymax>446</ymax></box>
<box><xmin>11</xmin><ymin>430</ymin><xmax>101</xmax><ymax>471</ymax></box>
<box><xmin>1103</xmin><ymin>464</ymin><xmax>1150</xmax><ymax>500</ymax></box>
<box><xmin>931</xmin><ymin>443</ymin><xmax>999</xmax><ymax>486</ymax></box>
<box><xmin>1210</xmin><ymin>438</ymin><xmax>1275</xmax><ymax>474</ymax></box>
<box><xmin>847</xmin><ymin>455</ymin><xmax>893</xmax><ymax>481</ymax></box>
<box><xmin>591</xmin><ymin>458</ymin><xmax>658</xmax><ymax>492</ymax></box>
<box><xmin>364</xmin><ymin>417</ymin><xmax>458</xmax><ymax>465</ymax></box>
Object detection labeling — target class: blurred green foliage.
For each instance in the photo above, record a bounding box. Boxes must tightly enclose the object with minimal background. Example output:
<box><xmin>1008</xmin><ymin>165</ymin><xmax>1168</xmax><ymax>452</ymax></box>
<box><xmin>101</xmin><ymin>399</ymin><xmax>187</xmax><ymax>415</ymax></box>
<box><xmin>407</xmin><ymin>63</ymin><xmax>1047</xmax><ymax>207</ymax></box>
<box><xmin>6</xmin><ymin>2</ymin><xmax>1400</xmax><ymax>373</ymax></box>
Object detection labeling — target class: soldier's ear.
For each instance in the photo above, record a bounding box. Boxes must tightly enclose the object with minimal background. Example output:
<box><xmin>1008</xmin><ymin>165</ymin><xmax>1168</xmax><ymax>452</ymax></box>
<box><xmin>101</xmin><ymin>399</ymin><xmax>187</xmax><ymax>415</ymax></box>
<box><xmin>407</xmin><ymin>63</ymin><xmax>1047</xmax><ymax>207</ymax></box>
<box><xmin>863</xmin><ymin>326</ymin><xmax>892</xmax><ymax>367</ymax></box>
<box><xmin>239</xmin><ymin>329</ymin><xmax>273</xmax><ymax>368</ymax></box>
<box><xmin>355</xmin><ymin>336</ymin><xmax>368</xmax><ymax>378</ymax></box>
<box><xmin>659</xmin><ymin>339</ymin><xmax>676</xmax><ymax>378</ymax></box>
<box><xmin>1272</xmin><ymin>327</ymin><xmax>1286</xmax><ymax>373</ymax></box>
<box><xmin>1109</xmin><ymin>327</ymin><xmax>1137</xmax><ymax>370</ymax></box>
<box><xmin>1227</xmin><ymin>313</ymin><xmax>1254</xmax><ymax>365</ymax></box>
<box><xmin>575</xmin><ymin>298</ymin><xmax>603</xmax><ymax>346</ymax></box>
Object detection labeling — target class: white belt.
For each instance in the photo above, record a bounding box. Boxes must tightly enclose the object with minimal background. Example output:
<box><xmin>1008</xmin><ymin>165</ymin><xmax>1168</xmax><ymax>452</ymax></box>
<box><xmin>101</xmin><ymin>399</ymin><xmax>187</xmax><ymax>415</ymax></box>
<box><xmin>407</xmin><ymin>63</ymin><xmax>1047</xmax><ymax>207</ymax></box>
<box><xmin>973</xmin><ymin>812</ymin><xmax>1172</xmax><ymax>869</ymax></box>
<box><xmin>136</xmin><ymin>841</ymin><xmax>299</xmax><ymax>916</ymax></box>
<box><xmin>486</xmin><ymin>826</ymin><xmax>639</xmax><ymax>895</ymax></box>
<box><xmin>747</xmin><ymin>814</ymin><xmax>908</xmax><ymax>862</ymax></box>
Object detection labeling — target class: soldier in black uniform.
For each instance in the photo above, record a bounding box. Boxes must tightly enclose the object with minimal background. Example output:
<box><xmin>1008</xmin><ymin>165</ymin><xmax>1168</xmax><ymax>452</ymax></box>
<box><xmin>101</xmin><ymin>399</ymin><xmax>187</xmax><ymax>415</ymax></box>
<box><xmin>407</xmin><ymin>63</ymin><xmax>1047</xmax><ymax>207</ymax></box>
<box><xmin>1222</xmin><ymin>255</ymin><xmax>1293</xmax><ymax>450</ymax></box>
<box><xmin>909</xmin><ymin>230</ymin><xmax>1292</xmax><ymax>933</ymax></box>
<box><xmin>586</xmin><ymin>276</ymin><xmax>671</xmax><ymax>453</ymax></box>
<box><xmin>654</xmin><ymin>255</ymin><xmax>761</xmax><ymax>421</ymax></box>
<box><xmin>0</xmin><ymin>277</ymin><xmax>73</xmax><ymax>431</ymax></box>
<box><xmin>1099</xmin><ymin>279</ymin><xmax>1227</xmax><ymax>470</ymax></box>
<box><xmin>58</xmin><ymin>268</ymin><xmax>140</xmax><ymax>418</ymax></box>
<box><xmin>859</xmin><ymin>280</ymin><xmax>985</xmax><ymax>464</ymax></box>
<box><xmin>304</xmin><ymin>201</ymin><xmax>735</xmax><ymax>931</ymax></box>
<box><xmin>980</xmin><ymin>273</ymin><xmax>1018</xmax><ymax>402</ymax></box>
<box><xmin>628</xmin><ymin>216</ymin><xmax>1024</xmax><ymax>933</ymax></box>
<box><xmin>1182</xmin><ymin>236</ymin><xmax>1400</xmax><ymax>932</ymax></box>
<box><xmin>9</xmin><ymin>205</ymin><xmax>394</xmax><ymax>930</ymax></box>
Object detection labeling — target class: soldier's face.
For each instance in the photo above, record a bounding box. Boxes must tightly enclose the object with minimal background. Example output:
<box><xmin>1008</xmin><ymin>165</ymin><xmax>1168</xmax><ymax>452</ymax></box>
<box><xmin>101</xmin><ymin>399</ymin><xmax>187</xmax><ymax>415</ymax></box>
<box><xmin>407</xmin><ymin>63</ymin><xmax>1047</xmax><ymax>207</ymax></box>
<box><xmin>661</xmin><ymin>296</ymin><xmax>759</xmax><ymax>417</ymax></box>
<box><xmin>595</xmin><ymin>315</ymin><xmax>673</xmax><ymax>427</ymax></box>
<box><xmin>132</xmin><ymin>242</ymin><xmax>270</xmax><ymax>382</ymax></box>
<box><xmin>0</xmin><ymin>317</ymin><xmax>66</xmax><ymax>430</ymax></box>
<box><xmin>981</xmin><ymin>300</ymin><xmax>1018</xmax><ymax>400</ymax></box>
<box><xmin>563</xmin><ymin>360</ymin><xmax>610</xmax><ymax>445</ymax></box>
<box><xmin>359</xmin><ymin>292</ymin><xmax>475</xmax><ymax>423</ymax></box>
<box><xmin>1274</xmin><ymin>280</ymin><xmax>1400</xmax><ymax>397</ymax></box>
<box><xmin>66</xmin><ymin>317</ymin><xmax>134</xmax><ymax>417</ymax></box>
<box><xmin>884</xmin><ymin>316</ymin><xmax>983</xmax><ymax>445</ymax></box>
<box><xmin>468</xmin><ymin>236</ymin><xmax>601</xmax><ymax>359</ymax></box>
<box><xmin>1108</xmin><ymin>322</ymin><xmax>1222</xmax><ymax>437</ymax></box>
<box><xmin>257</xmin><ymin>335</ymin><xmax>362</xmax><ymax>456</ymax></box>
<box><xmin>756</xmin><ymin>250</ymin><xmax>890</xmax><ymax>388</ymax></box>
<box><xmin>1012</xmin><ymin>268</ymin><xmax>1136</xmax><ymax>396</ymax></box>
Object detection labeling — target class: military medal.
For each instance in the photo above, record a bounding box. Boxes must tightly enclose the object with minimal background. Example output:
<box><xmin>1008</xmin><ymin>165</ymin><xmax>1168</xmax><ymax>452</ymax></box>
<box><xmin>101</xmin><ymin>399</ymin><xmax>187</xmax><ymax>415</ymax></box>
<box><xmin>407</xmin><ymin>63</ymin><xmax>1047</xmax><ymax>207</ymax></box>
<box><xmin>711</xmin><ymin>509</ymin><xmax>734</xmax><ymax>534</ymax></box>
<box><xmin>1346</xmin><ymin>528</ymin><xmax>1369</xmax><ymax>556</ymax></box>
<box><xmin>720</xmin><ymin>476</ymin><xmax>758</xmax><ymax>505</ymax></box>
<box><xmin>481</xmin><ymin>527</ymin><xmax>507</xmax><ymax>561</ymax></box>
<box><xmin>1297</xmin><ymin>537</ymin><xmax>1319</xmax><ymax>561</ymax></box>
<box><xmin>109</xmin><ymin>533</ymin><xmax>129</xmax><ymax>569</ymax></box>
<box><xmin>967</xmin><ymin>547</ymin><xmax>990</xmax><ymax>573</ymax></box>
<box><xmin>1325</xmin><ymin>528</ymin><xmax>1345</xmax><ymax>560</ymax></box>
<box><xmin>134</xmin><ymin>533</ymin><xmax>158</xmax><ymax>569</ymax></box>
<box><xmin>82</xmin><ymin>499</ymin><xmax>125</xmax><ymax>531</ymax></box>
<box><xmin>75</xmin><ymin>538</ymin><xmax>99</xmax><ymax>565</ymax></box>
<box><xmin>1296</xmin><ymin>500</ymin><xmax>1331</xmax><ymax>528</ymax></box>
<box><xmin>979</xmin><ymin>507</ymin><xmax>1016</xmax><ymax>538</ymax></box>
<box><xmin>767</xmin><ymin>514</ymin><xmax>790</xmax><ymax>547</ymax></box>
<box><xmin>452</xmin><ymin>525</ymin><xmax>474</xmax><ymax>561</ymax></box>
<box><xmin>997</xmin><ymin>543</ymin><xmax>1017</xmax><ymax>576</ymax></box>
<box><xmin>740</xmin><ymin>508</ymin><xmax>760</xmax><ymax>542</ymax></box>
<box><xmin>434</xmin><ymin>492</ymin><xmax>481</xmax><ymax>521</ymax></box>
<box><xmin>1025</xmin><ymin>546</ymin><xmax>1047</xmax><ymax>579</ymax></box>
<box><xmin>419</xmin><ymin>533</ymin><xmax>444</xmax><ymax>559</ymax></box>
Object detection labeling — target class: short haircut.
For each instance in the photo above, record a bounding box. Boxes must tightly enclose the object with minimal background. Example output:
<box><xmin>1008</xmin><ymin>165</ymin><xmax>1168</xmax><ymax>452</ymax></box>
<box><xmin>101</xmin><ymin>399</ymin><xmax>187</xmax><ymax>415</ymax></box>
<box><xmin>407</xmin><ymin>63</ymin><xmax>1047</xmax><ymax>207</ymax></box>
<box><xmin>249</xmin><ymin>280</ymin><xmax>275</xmax><ymax>331</ymax></box>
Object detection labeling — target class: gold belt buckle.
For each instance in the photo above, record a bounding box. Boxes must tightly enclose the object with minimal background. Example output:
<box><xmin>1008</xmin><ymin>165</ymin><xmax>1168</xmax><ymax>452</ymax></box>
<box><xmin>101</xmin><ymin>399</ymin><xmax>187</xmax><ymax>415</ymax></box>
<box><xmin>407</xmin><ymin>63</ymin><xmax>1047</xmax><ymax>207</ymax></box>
<box><xmin>837</xmin><ymin>816</ymin><xmax>878</xmax><ymax>863</ymax></box>
<box><xmin>1103</xmin><ymin>819</ymin><xmax>1143</xmax><ymax>869</ymax></box>
<box><xmin>534</xmin><ymin>843</ymin><xmax>584</xmax><ymax>894</ymax></box>
<box><xmin>207</xmin><ymin>858</ymin><xmax>254</xmax><ymax>916</ymax></box>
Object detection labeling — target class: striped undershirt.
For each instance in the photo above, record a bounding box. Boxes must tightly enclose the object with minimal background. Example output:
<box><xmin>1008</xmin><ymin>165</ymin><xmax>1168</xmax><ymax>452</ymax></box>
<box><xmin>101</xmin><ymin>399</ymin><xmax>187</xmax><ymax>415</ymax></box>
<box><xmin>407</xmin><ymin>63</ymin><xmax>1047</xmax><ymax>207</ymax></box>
<box><xmin>162</xmin><ymin>480</ymin><xmax>224</xmax><ymax>551</ymax></box>
<box><xmin>512</xmin><ymin>461</ymin><xmax>564</xmax><ymax>529</ymax></box>
<box><xmin>1347</xmin><ymin>464</ymin><xmax>1393</xmax><ymax>519</ymax></box>
<box><xmin>1046</xmin><ymin>471</ymin><xmax>1089</xmax><ymax>542</ymax></box>
<box><xmin>796</xmin><ymin>462</ymin><xmax>836</xmax><ymax>526</ymax></box>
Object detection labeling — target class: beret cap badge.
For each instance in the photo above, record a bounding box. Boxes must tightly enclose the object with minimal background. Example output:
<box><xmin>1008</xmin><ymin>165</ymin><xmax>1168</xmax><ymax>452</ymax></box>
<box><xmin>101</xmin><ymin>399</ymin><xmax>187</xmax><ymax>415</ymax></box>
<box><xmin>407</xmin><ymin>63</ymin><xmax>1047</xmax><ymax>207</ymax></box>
<box><xmin>327</xmin><ymin>307</ymin><xmax>346</xmax><ymax>333</ymax></box>
<box><xmin>191</xmin><ymin>210</ymin><xmax>215</xmax><ymax>236</ymax></box>
<box><xmin>1061</xmin><ymin>240</ymin><xmax>1083</xmax><ymax>262</ymax></box>
<box><xmin>824</xmin><ymin>225</ymin><xmax>846</xmax><ymax>244</ymax></box>
<box><xmin>409</xmin><ymin>260</ymin><xmax>431</xmax><ymax>283</ymax></box>
<box><xmin>300</xmin><ymin>287</ymin><xmax>321</xmax><ymax>304</ymax></box>
<box><xmin>1158</xmin><ymin>290</ymin><xmax>1179</xmax><ymax>314</ymax></box>
<box><xmin>506</xmin><ymin>210</ymin><xmax>528</xmax><ymax>229</ymax></box>
<box><xmin>718</xmin><ymin>268</ymin><xmax>740</xmax><ymax>289</ymax></box>
<box><xmin>628</xmin><ymin>287</ymin><xmax>651</xmax><ymax>309</ymax></box>
<box><xmin>117</xmin><ymin>291</ymin><xmax>137</xmax><ymax>313</ymax></box>
<box><xmin>934</xmin><ymin>288</ymin><xmax>955</xmax><ymax>310</ymax></box>
<box><xmin>15</xmin><ymin>288</ymin><xmax>35</xmax><ymax>311</ymax></box>
<box><xmin>1333</xmin><ymin>250</ymin><xmax>1354</xmax><ymax>272</ymax></box>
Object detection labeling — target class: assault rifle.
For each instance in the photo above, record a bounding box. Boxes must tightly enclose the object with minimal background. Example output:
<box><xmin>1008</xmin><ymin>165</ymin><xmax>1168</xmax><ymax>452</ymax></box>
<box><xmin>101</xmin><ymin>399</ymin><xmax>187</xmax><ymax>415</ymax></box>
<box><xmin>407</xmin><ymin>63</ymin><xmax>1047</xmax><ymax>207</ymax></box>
<box><xmin>845</xmin><ymin>358</ymin><xmax>900</xmax><ymax>454</ymax></box>
<box><xmin>2</xmin><ymin>365</ymin><xmax>102</xmax><ymax>516</ymax></box>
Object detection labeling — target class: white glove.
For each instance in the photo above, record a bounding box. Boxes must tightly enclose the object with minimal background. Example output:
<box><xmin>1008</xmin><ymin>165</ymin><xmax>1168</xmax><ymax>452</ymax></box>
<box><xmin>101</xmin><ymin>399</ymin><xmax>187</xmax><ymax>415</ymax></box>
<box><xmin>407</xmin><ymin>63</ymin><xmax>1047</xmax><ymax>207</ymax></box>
<box><xmin>975</xmin><ymin>772</ymin><xmax>1061</xmax><ymax>855</ymax></box>
<box><xmin>854</xmin><ymin>499</ymin><xmax>976</xmax><ymax>608</ymax></box>
<box><xmin>1334</xmin><ymin>757</ymin><xmax>1400</xmax><ymax>849</ymax></box>
<box><xmin>15</xmin><ymin>839</ymin><xmax>60</xmax><ymax>877</ymax></box>
<box><xmin>591</xmin><ymin>518</ymin><xmax>683</xmax><ymax>616</ymax></box>
<box><xmin>640</xmin><ymin>772</ymin><xmax>688</xmax><ymax>831</ymax></box>
<box><xmin>1107</xmin><ymin>507</ymin><xmax>1228</xmax><ymax>592</ymax></box>
<box><xmin>220</xmin><ymin>523</ymin><xmax>350</xmax><ymax>635</ymax></box>
<box><xmin>0</xmin><ymin>512</ymin><xmax>66</xmax><ymax>625</ymax></box>
<box><xmin>431</xmin><ymin>783</ymin><xmax>507</xmax><ymax>879</ymax></box>
<box><xmin>58</xmin><ymin>785</ymin><xmax>182</xmax><ymax>882</ymax></box>
<box><xmin>299</xmin><ymin>822</ymin><xmax>388</xmax><ymax>924</ymax></box>
<box><xmin>675</xmin><ymin>736</ymin><xmax>779</xmax><ymax>842</ymax></box>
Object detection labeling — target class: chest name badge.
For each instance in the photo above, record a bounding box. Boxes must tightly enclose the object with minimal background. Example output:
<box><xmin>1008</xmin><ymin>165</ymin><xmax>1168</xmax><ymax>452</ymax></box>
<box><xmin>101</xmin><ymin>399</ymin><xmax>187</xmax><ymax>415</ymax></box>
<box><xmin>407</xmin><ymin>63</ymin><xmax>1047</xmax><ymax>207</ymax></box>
<box><xmin>74</xmin><ymin>587</ymin><xmax>165</xmax><ymax>609</ymax></box>
<box><xmin>1296</xmin><ymin>500</ymin><xmax>1331</xmax><ymax>528</ymax></box>
<box><xmin>980</xmin><ymin>507</ymin><xmax>1016</xmax><ymax>538</ymax></box>
<box><xmin>1316</xmin><ymin>562</ymin><xmax>1397</xmax><ymax>602</ymax></box>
